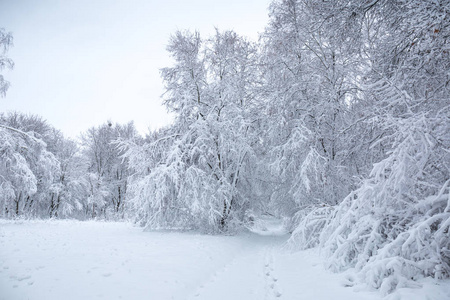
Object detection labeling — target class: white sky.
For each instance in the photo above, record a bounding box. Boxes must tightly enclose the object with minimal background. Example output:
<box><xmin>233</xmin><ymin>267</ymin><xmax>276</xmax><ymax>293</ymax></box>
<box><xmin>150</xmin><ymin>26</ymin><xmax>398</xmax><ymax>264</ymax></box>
<box><xmin>0</xmin><ymin>0</ymin><xmax>270</xmax><ymax>138</ymax></box>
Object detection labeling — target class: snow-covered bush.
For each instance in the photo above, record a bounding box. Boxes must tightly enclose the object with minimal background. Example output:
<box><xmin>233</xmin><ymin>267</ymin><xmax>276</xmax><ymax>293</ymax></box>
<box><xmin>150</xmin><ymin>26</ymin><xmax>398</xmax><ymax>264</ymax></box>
<box><xmin>361</xmin><ymin>191</ymin><xmax>449</xmax><ymax>295</ymax></box>
<box><xmin>286</xmin><ymin>204</ymin><xmax>335</xmax><ymax>250</ymax></box>
<box><xmin>319</xmin><ymin>113</ymin><xmax>449</xmax><ymax>294</ymax></box>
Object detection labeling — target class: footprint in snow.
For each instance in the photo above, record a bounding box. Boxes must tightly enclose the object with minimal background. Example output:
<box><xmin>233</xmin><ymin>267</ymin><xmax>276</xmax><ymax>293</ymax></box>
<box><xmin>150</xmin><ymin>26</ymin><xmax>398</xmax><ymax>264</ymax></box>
<box><xmin>102</xmin><ymin>273</ymin><xmax>112</xmax><ymax>277</ymax></box>
<box><xmin>340</xmin><ymin>275</ymin><xmax>355</xmax><ymax>287</ymax></box>
<box><xmin>264</xmin><ymin>249</ymin><xmax>282</xmax><ymax>298</ymax></box>
<box><xmin>17</xmin><ymin>275</ymin><xmax>31</xmax><ymax>281</ymax></box>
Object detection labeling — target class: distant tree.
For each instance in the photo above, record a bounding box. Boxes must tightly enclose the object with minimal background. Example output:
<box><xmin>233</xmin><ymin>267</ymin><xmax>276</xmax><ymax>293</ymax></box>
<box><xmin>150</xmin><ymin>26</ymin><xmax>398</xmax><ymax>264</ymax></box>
<box><xmin>0</xmin><ymin>28</ymin><xmax>13</xmax><ymax>97</ymax></box>
<box><xmin>81</xmin><ymin>121</ymin><xmax>138</xmax><ymax>219</ymax></box>
<box><xmin>46</xmin><ymin>129</ymin><xmax>85</xmax><ymax>218</ymax></box>
<box><xmin>0</xmin><ymin>112</ymin><xmax>89</xmax><ymax>218</ymax></box>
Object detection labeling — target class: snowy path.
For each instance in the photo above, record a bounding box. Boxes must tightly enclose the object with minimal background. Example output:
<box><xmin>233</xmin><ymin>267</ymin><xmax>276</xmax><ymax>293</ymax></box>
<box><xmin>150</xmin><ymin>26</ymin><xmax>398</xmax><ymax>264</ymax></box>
<box><xmin>187</xmin><ymin>237</ymin><xmax>286</xmax><ymax>300</ymax></box>
<box><xmin>1</xmin><ymin>220</ymin><xmax>448</xmax><ymax>300</ymax></box>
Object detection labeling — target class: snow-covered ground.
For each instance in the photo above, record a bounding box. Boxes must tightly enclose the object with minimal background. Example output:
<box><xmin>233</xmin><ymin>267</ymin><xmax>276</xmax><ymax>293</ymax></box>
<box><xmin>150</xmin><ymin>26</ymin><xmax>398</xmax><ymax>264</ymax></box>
<box><xmin>0</xmin><ymin>220</ymin><xmax>449</xmax><ymax>300</ymax></box>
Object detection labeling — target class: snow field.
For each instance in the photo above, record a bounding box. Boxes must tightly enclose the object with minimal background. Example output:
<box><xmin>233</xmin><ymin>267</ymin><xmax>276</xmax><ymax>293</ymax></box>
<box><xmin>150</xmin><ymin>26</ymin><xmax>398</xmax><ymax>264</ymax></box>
<box><xmin>0</xmin><ymin>220</ymin><xmax>449</xmax><ymax>300</ymax></box>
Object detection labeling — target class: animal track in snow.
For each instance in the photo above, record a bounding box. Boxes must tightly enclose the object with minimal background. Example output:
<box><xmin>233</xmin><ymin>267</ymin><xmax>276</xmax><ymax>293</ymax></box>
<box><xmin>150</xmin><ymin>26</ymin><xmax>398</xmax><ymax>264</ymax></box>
<box><xmin>264</xmin><ymin>248</ymin><xmax>282</xmax><ymax>298</ymax></box>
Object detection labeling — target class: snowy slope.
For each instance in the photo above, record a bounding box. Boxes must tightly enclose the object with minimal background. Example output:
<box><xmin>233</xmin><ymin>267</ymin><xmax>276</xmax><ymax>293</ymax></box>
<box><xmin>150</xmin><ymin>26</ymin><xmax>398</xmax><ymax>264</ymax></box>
<box><xmin>0</xmin><ymin>220</ymin><xmax>448</xmax><ymax>300</ymax></box>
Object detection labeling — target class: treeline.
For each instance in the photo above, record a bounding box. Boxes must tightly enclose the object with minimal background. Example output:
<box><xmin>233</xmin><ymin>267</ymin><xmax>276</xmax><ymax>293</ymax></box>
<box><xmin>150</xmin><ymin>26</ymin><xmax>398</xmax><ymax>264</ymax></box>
<box><xmin>0</xmin><ymin>112</ymin><xmax>139</xmax><ymax>219</ymax></box>
<box><xmin>1</xmin><ymin>0</ymin><xmax>448</xmax><ymax>294</ymax></box>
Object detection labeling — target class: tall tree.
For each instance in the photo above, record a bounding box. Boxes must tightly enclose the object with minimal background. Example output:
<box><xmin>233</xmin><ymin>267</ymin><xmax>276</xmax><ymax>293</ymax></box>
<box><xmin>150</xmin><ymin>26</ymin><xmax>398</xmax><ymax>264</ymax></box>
<box><xmin>126</xmin><ymin>30</ymin><xmax>262</xmax><ymax>232</ymax></box>
<box><xmin>260</xmin><ymin>0</ymin><xmax>370</xmax><ymax>223</ymax></box>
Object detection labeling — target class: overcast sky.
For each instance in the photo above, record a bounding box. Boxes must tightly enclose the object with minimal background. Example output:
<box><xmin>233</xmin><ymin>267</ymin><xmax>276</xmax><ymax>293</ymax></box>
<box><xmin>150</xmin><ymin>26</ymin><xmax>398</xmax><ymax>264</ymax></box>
<box><xmin>0</xmin><ymin>0</ymin><xmax>270</xmax><ymax>138</ymax></box>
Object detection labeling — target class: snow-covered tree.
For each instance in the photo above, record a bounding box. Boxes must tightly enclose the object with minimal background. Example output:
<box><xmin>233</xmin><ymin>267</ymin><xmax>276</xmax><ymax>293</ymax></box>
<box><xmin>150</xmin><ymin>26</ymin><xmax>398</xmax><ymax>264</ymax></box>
<box><xmin>46</xmin><ymin>131</ymin><xmax>85</xmax><ymax>218</ymax></box>
<box><xmin>285</xmin><ymin>0</ymin><xmax>450</xmax><ymax>293</ymax></box>
<box><xmin>260</xmin><ymin>0</ymin><xmax>371</xmax><ymax>225</ymax></box>
<box><xmin>1</xmin><ymin>2</ymin><xmax>447</xmax><ymax>295</ymax></box>
<box><xmin>81</xmin><ymin>121</ymin><xmax>137</xmax><ymax>219</ymax></box>
<box><xmin>318</xmin><ymin>0</ymin><xmax>450</xmax><ymax>293</ymax></box>
<box><xmin>0</xmin><ymin>113</ymin><xmax>59</xmax><ymax>217</ymax></box>
<box><xmin>0</xmin><ymin>28</ymin><xmax>13</xmax><ymax>97</ymax></box>
<box><xmin>126</xmin><ymin>30</ymin><xmax>262</xmax><ymax>232</ymax></box>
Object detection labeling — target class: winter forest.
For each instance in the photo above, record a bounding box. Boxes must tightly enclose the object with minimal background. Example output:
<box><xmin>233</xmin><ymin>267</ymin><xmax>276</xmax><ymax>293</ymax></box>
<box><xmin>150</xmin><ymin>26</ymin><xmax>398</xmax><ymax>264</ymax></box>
<box><xmin>1</xmin><ymin>0</ymin><xmax>449</xmax><ymax>299</ymax></box>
